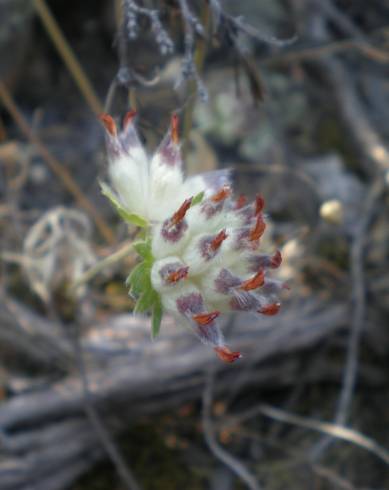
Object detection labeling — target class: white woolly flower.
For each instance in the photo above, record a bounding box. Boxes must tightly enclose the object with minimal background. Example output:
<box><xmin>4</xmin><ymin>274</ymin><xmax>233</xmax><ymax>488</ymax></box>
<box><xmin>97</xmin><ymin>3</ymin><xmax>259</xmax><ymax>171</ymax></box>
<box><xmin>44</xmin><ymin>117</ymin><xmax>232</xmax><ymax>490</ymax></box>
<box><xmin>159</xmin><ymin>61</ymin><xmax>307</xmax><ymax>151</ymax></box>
<box><xmin>100</xmin><ymin>111</ymin><xmax>286</xmax><ymax>363</ymax></box>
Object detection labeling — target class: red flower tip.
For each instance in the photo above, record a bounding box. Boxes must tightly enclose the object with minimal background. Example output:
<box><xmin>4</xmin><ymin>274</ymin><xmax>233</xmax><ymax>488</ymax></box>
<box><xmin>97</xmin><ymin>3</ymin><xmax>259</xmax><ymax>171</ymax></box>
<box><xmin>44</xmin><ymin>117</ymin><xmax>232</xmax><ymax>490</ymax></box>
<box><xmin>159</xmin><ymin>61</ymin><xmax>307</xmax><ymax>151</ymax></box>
<box><xmin>171</xmin><ymin>113</ymin><xmax>179</xmax><ymax>144</ymax></box>
<box><xmin>210</xmin><ymin>229</ymin><xmax>228</xmax><ymax>251</ymax></box>
<box><xmin>270</xmin><ymin>250</ymin><xmax>282</xmax><ymax>269</ymax></box>
<box><xmin>166</xmin><ymin>266</ymin><xmax>189</xmax><ymax>283</ymax></box>
<box><xmin>240</xmin><ymin>269</ymin><xmax>265</xmax><ymax>291</ymax></box>
<box><xmin>258</xmin><ymin>303</ymin><xmax>281</xmax><ymax>316</ymax></box>
<box><xmin>214</xmin><ymin>346</ymin><xmax>242</xmax><ymax>363</ymax></box>
<box><xmin>211</xmin><ymin>185</ymin><xmax>232</xmax><ymax>203</ymax></box>
<box><xmin>249</xmin><ymin>215</ymin><xmax>266</xmax><ymax>242</ymax></box>
<box><xmin>255</xmin><ymin>195</ymin><xmax>265</xmax><ymax>216</ymax></box>
<box><xmin>99</xmin><ymin>113</ymin><xmax>117</xmax><ymax>136</ymax></box>
<box><xmin>235</xmin><ymin>194</ymin><xmax>247</xmax><ymax>209</ymax></box>
<box><xmin>123</xmin><ymin>109</ymin><xmax>137</xmax><ymax>129</ymax></box>
<box><xmin>192</xmin><ymin>311</ymin><xmax>220</xmax><ymax>325</ymax></box>
<box><xmin>171</xmin><ymin>198</ymin><xmax>192</xmax><ymax>225</ymax></box>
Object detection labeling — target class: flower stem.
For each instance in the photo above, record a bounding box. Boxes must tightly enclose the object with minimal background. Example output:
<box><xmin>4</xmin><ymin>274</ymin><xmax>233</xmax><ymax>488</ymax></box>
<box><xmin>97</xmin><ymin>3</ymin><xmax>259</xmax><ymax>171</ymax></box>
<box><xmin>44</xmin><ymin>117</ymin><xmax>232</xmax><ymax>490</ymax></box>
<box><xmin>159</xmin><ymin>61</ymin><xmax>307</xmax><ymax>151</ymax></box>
<box><xmin>71</xmin><ymin>241</ymin><xmax>135</xmax><ymax>291</ymax></box>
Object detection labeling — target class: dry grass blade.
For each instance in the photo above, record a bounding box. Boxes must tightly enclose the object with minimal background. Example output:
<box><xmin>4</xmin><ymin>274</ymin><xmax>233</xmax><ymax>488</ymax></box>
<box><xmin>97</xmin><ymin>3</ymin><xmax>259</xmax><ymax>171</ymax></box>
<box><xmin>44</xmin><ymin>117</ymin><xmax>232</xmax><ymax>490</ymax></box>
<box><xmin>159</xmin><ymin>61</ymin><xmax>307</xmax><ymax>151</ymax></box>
<box><xmin>33</xmin><ymin>0</ymin><xmax>103</xmax><ymax>116</ymax></box>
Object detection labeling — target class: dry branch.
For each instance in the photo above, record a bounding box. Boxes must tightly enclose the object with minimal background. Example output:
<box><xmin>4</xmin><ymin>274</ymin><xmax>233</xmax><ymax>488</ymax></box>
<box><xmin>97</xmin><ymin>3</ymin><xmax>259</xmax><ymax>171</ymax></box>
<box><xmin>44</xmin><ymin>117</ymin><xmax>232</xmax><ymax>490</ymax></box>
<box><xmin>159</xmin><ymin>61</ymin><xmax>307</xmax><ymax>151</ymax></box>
<box><xmin>0</xmin><ymin>295</ymin><xmax>348</xmax><ymax>489</ymax></box>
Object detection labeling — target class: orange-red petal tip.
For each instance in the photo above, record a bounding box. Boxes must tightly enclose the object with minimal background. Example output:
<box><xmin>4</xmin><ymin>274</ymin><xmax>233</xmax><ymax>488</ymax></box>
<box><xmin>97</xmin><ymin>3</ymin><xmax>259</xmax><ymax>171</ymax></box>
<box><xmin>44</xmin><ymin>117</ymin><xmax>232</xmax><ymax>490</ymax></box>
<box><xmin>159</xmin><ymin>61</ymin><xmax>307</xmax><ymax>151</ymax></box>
<box><xmin>171</xmin><ymin>198</ymin><xmax>192</xmax><ymax>225</ymax></box>
<box><xmin>240</xmin><ymin>269</ymin><xmax>265</xmax><ymax>291</ymax></box>
<box><xmin>255</xmin><ymin>195</ymin><xmax>265</xmax><ymax>215</ymax></box>
<box><xmin>258</xmin><ymin>303</ymin><xmax>281</xmax><ymax>316</ymax></box>
<box><xmin>123</xmin><ymin>109</ymin><xmax>137</xmax><ymax>128</ymax></box>
<box><xmin>210</xmin><ymin>229</ymin><xmax>228</xmax><ymax>251</ymax></box>
<box><xmin>166</xmin><ymin>266</ymin><xmax>189</xmax><ymax>283</ymax></box>
<box><xmin>99</xmin><ymin>113</ymin><xmax>117</xmax><ymax>136</ymax></box>
<box><xmin>192</xmin><ymin>311</ymin><xmax>220</xmax><ymax>326</ymax></box>
<box><xmin>235</xmin><ymin>194</ymin><xmax>247</xmax><ymax>209</ymax></box>
<box><xmin>211</xmin><ymin>185</ymin><xmax>232</xmax><ymax>203</ymax></box>
<box><xmin>214</xmin><ymin>346</ymin><xmax>242</xmax><ymax>363</ymax></box>
<box><xmin>171</xmin><ymin>113</ymin><xmax>179</xmax><ymax>144</ymax></box>
<box><xmin>249</xmin><ymin>215</ymin><xmax>266</xmax><ymax>241</ymax></box>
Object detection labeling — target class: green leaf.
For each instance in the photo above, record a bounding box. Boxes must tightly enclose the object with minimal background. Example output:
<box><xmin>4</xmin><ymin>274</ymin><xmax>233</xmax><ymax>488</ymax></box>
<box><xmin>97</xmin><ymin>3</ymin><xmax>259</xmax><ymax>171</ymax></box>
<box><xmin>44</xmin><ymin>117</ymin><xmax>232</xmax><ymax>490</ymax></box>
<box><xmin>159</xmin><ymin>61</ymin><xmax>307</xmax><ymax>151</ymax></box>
<box><xmin>133</xmin><ymin>240</ymin><xmax>153</xmax><ymax>261</ymax></box>
<box><xmin>100</xmin><ymin>181</ymin><xmax>148</xmax><ymax>228</ymax></box>
<box><xmin>191</xmin><ymin>191</ymin><xmax>205</xmax><ymax>207</ymax></box>
<box><xmin>151</xmin><ymin>299</ymin><xmax>163</xmax><ymax>339</ymax></box>
<box><xmin>126</xmin><ymin>261</ymin><xmax>149</xmax><ymax>296</ymax></box>
<box><xmin>134</xmin><ymin>286</ymin><xmax>158</xmax><ymax>314</ymax></box>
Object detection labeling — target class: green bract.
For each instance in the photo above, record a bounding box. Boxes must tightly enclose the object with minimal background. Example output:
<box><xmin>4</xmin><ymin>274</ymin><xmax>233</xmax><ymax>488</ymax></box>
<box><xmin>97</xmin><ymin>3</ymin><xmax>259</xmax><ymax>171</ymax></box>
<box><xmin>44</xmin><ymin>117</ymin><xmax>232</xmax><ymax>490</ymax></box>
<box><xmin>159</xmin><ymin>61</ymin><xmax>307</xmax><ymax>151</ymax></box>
<box><xmin>100</xmin><ymin>182</ymin><xmax>148</xmax><ymax>228</ymax></box>
<box><xmin>191</xmin><ymin>191</ymin><xmax>204</xmax><ymax>207</ymax></box>
<box><xmin>102</xmin><ymin>178</ymin><xmax>163</xmax><ymax>339</ymax></box>
<box><xmin>125</xmin><ymin>238</ymin><xmax>163</xmax><ymax>339</ymax></box>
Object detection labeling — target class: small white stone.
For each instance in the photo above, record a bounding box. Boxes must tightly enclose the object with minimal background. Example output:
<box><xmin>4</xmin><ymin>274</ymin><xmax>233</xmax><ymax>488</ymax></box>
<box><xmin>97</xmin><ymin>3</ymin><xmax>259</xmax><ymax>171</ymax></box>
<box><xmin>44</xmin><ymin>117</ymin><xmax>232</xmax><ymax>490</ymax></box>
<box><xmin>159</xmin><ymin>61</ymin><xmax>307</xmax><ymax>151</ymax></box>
<box><xmin>320</xmin><ymin>199</ymin><xmax>344</xmax><ymax>225</ymax></box>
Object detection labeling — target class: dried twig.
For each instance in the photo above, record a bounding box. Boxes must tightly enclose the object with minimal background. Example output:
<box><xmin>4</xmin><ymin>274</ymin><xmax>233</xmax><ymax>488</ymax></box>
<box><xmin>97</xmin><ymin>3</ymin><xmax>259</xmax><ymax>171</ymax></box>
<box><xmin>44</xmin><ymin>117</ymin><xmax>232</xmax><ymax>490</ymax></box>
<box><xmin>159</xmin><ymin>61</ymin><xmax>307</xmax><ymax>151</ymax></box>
<box><xmin>71</xmin><ymin>325</ymin><xmax>141</xmax><ymax>490</ymax></box>
<box><xmin>0</xmin><ymin>298</ymin><xmax>348</xmax><ymax>488</ymax></box>
<box><xmin>106</xmin><ymin>1</ymin><xmax>161</xmax><ymax>113</ymax></box>
<box><xmin>0</xmin><ymin>299</ymin><xmax>346</xmax><ymax>428</ymax></box>
<box><xmin>219</xmin><ymin>423</ymin><xmax>361</xmax><ymax>490</ymax></box>
<box><xmin>305</xmin><ymin>11</ymin><xmax>389</xmax><ymax>460</ymax></box>
<box><xmin>222</xmin><ymin>12</ymin><xmax>296</xmax><ymax>48</ymax></box>
<box><xmin>311</xmin><ymin>464</ymin><xmax>357</xmax><ymax>490</ymax></box>
<box><xmin>181</xmin><ymin>2</ymin><xmax>211</xmax><ymax>155</ymax></box>
<box><xmin>323</xmin><ymin>58</ymin><xmax>389</xmax><ymax>177</ymax></box>
<box><xmin>124</xmin><ymin>0</ymin><xmax>174</xmax><ymax>55</ymax></box>
<box><xmin>312</xmin><ymin>178</ymin><xmax>386</xmax><ymax>460</ymax></box>
<box><xmin>176</xmin><ymin>0</ymin><xmax>207</xmax><ymax>101</ymax></box>
<box><xmin>0</xmin><ymin>295</ymin><xmax>73</xmax><ymax>368</ymax></box>
<box><xmin>223</xmin><ymin>402</ymin><xmax>389</xmax><ymax>467</ymax></box>
<box><xmin>317</xmin><ymin>0</ymin><xmax>389</xmax><ymax>63</ymax></box>
<box><xmin>257</xmin><ymin>404</ymin><xmax>389</xmax><ymax>466</ymax></box>
<box><xmin>202</xmin><ymin>370</ymin><xmax>261</xmax><ymax>490</ymax></box>
<box><xmin>336</xmin><ymin>182</ymin><xmax>385</xmax><ymax>423</ymax></box>
<box><xmin>33</xmin><ymin>0</ymin><xmax>103</xmax><ymax>115</ymax></box>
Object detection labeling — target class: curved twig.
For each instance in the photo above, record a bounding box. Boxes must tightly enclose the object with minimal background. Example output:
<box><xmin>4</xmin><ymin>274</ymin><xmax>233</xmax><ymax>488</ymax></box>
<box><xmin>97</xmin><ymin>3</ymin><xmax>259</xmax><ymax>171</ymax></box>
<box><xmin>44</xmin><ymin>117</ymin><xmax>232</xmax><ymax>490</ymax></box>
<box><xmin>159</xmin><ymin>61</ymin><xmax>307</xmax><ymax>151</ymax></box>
<box><xmin>202</xmin><ymin>371</ymin><xmax>261</xmax><ymax>490</ymax></box>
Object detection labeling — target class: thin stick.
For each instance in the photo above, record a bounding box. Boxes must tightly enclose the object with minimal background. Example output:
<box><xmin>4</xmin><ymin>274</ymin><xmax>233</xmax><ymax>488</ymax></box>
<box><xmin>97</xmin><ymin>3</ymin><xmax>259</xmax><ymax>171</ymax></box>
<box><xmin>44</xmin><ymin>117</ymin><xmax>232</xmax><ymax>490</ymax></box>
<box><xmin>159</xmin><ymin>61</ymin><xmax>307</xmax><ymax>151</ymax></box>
<box><xmin>257</xmin><ymin>404</ymin><xmax>389</xmax><ymax>466</ymax></box>
<box><xmin>317</xmin><ymin>0</ymin><xmax>389</xmax><ymax>63</ymax></box>
<box><xmin>312</xmin><ymin>178</ymin><xmax>386</xmax><ymax>459</ymax></box>
<box><xmin>337</xmin><ymin>181</ymin><xmax>384</xmax><ymax>423</ymax></box>
<box><xmin>33</xmin><ymin>0</ymin><xmax>103</xmax><ymax>116</ymax></box>
<box><xmin>72</xmin><ymin>326</ymin><xmax>141</xmax><ymax>490</ymax></box>
<box><xmin>202</xmin><ymin>371</ymin><xmax>261</xmax><ymax>490</ymax></box>
<box><xmin>72</xmin><ymin>241</ymin><xmax>134</xmax><ymax>290</ymax></box>
<box><xmin>181</xmin><ymin>2</ymin><xmax>210</xmax><ymax>157</ymax></box>
<box><xmin>307</xmin><ymin>19</ymin><xmax>389</xmax><ymax>458</ymax></box>
<box><xmin>259</xmin><ymin>26</ymin><xmax>389</xmax><ymax>67</ymax></box>
<box><xmin>0</xmin><ymin>81</ymin><xmax>115</xmax><ymax>244</ymax></box>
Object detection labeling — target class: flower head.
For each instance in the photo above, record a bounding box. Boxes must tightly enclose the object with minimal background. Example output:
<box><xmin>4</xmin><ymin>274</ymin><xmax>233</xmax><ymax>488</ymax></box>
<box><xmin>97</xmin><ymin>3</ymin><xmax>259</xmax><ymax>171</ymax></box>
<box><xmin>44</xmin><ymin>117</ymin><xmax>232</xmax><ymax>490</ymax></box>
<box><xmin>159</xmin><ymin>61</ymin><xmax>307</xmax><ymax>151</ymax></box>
<box><xmin>100</xmin><ymin>112</ymin><xmax>287</xmax><ymax>363</ymax></box>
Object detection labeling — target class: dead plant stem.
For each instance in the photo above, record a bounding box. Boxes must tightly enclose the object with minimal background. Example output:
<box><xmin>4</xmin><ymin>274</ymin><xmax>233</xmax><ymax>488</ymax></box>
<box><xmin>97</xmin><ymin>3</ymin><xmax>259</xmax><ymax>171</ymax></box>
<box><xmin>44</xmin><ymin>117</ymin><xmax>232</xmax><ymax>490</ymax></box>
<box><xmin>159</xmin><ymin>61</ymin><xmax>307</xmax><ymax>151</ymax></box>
<box><xmin>182</xmin><ymin>3</ymin><xmax>210</xmax><ymax>157</ymax></box>
<box><xmin>33</xmin><ymin>0</ymin><xmax>103</xmax><ymax>115</ymax></box>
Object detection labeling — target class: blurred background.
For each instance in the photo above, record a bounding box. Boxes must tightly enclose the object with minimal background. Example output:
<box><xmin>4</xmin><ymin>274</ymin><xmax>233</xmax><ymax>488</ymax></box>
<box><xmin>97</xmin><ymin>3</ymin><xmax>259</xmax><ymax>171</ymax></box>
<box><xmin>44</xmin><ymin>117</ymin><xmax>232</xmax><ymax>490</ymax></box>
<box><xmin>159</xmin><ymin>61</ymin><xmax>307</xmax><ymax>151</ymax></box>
<box><xmin>0</xmin><ymin>1</ymin><xmax>389</xmax><ymax>489</ymax></box>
